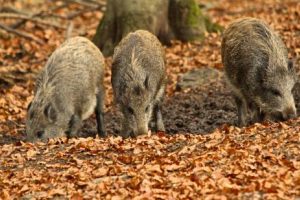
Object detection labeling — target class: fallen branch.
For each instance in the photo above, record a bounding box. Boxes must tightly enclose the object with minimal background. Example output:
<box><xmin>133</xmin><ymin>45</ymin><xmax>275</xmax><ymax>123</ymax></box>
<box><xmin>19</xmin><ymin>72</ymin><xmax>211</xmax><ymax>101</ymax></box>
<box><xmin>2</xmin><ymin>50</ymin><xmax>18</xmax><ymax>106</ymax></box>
<box><xmin>65</xmin><ymin>22</ymin><xmax>74</xmax><ymax>39</ymax></box>
<box><xmin>81</xmin><ymin>0</ymin><xmax>105</xmax><ymax>6</ymax></box>
<box><xmin>0</xmin><ymin>74</ymin><xmax>15</xmax><ymax>86</ymax></box>
<box><xmin>0</xmin><ymin>13</ymin><xmax>66</xmax><ymax>29</ymax></box>
<box><xmin>65</xmin><ymin>0</ymin><xmax>100</xmax><ymax>8</ymax></box>
<box><xmin>66</xmin><ymin>6</ymin><xmax>99</xmax><ymax>19</ymax></box>
<box><xmin>10</xmin><ymin>3</ymin><xmax>68</xmax><ymax>29</ymax></box>
<box><xmin>0</xmin><ymin>6</ymin><xmax>30</xmax><ymax>15</ymax></box>
<box><xmin>49</xmin><ymin>13</ymin><xmax>68</xmax><ymax>20</ymax></box>
<box><xmin>0</xmin><ymin>23</ymin><xmax>44</xmax><ymax>44</ymax></box>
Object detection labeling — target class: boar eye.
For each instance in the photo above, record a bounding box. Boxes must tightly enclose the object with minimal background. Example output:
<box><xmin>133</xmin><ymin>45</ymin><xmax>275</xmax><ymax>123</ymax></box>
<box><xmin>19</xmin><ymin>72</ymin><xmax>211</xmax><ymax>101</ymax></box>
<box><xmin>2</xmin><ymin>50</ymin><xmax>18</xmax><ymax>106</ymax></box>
<box><xmin>145</xmin><ymin>105</ymin><xmax>149</xmax><ymax>112</ymax></box>
<box><xmin>29</xmin><ymin>111</ymin><xmax>34</xmax><ymax>119</ymax></box>
<box><xmin>36</xmin><ymin>131</ymin><xmax>44</xmax><ymax>138</ymax></box>
<box><xmin>270</xmin><ymin>89</ymin><xmax>281</xmax><ymax>97</ymax></box>
<box><xmin>127</xmin><ymin>107</ymin><xmax>134</xmax><ymax>115</ymax></box>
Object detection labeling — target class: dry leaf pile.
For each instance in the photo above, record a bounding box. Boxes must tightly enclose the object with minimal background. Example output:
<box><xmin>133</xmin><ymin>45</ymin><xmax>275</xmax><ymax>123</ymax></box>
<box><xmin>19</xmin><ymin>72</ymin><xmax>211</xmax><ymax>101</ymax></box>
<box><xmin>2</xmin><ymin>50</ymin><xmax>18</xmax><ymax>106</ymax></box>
<box><xmin>1</xmin><ymin>121</ymin><xmax>300</xmax><ymax>199</ymax></box>
<box><xmin>0</xmin><ymin>0</ymin><xmax>300</xmax><ymax>199</ymax></box>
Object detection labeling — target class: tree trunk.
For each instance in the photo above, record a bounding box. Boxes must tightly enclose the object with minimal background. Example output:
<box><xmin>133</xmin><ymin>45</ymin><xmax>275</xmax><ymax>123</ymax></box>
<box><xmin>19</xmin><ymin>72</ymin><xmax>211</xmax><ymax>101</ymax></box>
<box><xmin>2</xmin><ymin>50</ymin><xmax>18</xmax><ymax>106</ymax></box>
<box><xmin>169</xmin><ymin>0</ymin><xmax>206</xmax><ymax>42</ymax></box>
<box><xmin>93</xmin><ymin>0</ymin><xmax>214</xmax><ymax>56</ymax></box>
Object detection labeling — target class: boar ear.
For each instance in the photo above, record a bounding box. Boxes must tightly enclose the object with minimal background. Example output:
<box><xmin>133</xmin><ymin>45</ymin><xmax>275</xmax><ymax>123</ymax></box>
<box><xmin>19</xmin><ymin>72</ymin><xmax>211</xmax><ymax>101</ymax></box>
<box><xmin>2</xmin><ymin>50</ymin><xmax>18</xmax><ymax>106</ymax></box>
<box><xmin>44</xmin><ymin>104</ymin><xmax>57</xmax><ymax>122</ymax></box>
<box><xmin>288</xmin><ymin>59</ymin><xmax>295</xmax><ymax>71</ymax></box>
<box><xmin>27</xmin><ymin>101</ymin><xmax>32</xmax><ymax>111</ymax></box>
<box><xmin>144</xmin><ymin>76</ymin><xmax>149</xmax><ymax>89</ymax></box>
<box><xmin>118</xmin><ymin>84</ymin><xmax>126</xmax><ymax>98</ymax></box>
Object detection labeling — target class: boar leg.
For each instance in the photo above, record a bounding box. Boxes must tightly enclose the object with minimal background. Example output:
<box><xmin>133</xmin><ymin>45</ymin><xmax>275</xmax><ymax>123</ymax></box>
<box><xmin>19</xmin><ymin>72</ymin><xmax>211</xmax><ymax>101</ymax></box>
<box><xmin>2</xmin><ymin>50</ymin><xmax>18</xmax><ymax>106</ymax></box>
<box><xmin>96</xmin><ymin>90</ymin><xmax>106</xmax><ymax>137</ymax></box>
<box><xmin>234</xmin><ymin>96</ymin><xmax>247</xmax><ymax>127</ymax></box>
<box><xmin>121</xmin><ymin>118</ymin><xmax>133</xmax><ymax>138</ymax></box>
<box><xmin>154</xmin><ymin>103</ymin><xmax>165</xmax><ymax>132</ymax></box>
<box><xmin>249</xmin><ymin>102</ymin><xmax>264</xmax><ymax>123</ymax></box>
<box><xmin>67</xmin><ymin>114</ymin><xmax>82</xmax><ymax>137</ymax></box>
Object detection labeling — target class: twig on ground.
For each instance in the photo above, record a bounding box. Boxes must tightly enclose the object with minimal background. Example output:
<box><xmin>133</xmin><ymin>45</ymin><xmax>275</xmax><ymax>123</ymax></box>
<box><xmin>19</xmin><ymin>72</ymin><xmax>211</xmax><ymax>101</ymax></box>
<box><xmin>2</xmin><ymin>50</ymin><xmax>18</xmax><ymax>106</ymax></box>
<box><xmin>65</xmin><ymin>22</ymin><xmax>74</xmax><ymax>39</ymax></box>
<box><xmin>0</xmin><ymin>13</ymin><xmax>66</xmax><ymax>29</ymax></box>
<box><xmin>66</xmin><ymin>6</ymin><xmax>99</xmax><ymax>19</ymax></box>
<box><xmin>10</xmin><ymin>3</ymin><xmax>68</xmax><ymax>29</ymax></box>
<box><xmin>0</xmin><ymin>23</ymin><xmax>44</xmax><ymax>44</ymax></box>
<box><xmin>49</xmin><ymin>13</ymin><xmax>68</xmax><ymax>20</ymax></box>
<box><xmin>82</xmin><ymin>0</ymin><xmax>105</xmax><ymax>6</ymax></box>
<box><xmin>0</xmin><ymin>74</ymin><xmax>15</xmax><ymax>86</ymax></box>
<box><xmin>0</xmin><ymin>6</ymin><xmax>29</xmax><ymax>15</ymax></box>
<box><xmin>64</xmin><ymin>0</ymin><xmax>101</xmax><ymax>8</ymax></box>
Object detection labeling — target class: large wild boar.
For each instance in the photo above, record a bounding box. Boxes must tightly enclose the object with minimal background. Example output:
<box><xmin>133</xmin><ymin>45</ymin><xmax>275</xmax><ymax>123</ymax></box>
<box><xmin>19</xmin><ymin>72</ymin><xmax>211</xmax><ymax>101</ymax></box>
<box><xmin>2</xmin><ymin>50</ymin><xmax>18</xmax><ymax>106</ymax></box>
<box><xmin>221</xmin><ymin>17</ymin><xmax>297</xmax><ymax>126</ymax></box>
<box><xmin>26</xmin><ymin>36</ymin><xmax>106</xmax><ymax>142</ymax></box>
<box><xmin>112</xmin><ymin>30</ymin><xmax>167</xmax><ymax>137</ymax></box>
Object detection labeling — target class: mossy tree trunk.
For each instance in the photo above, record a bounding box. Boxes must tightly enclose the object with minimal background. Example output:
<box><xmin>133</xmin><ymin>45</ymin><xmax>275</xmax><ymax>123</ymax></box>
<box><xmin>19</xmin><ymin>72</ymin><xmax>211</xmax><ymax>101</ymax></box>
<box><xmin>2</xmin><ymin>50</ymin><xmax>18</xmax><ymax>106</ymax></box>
<box><xmin>93</xmin><ymin>0</ymin><xmax>215</xmax><ymax>56</ymax></box>
<box><xmin>169</xmin><ymin>0</ymin><xmax>206</xmax><ymax>42</ymax></box>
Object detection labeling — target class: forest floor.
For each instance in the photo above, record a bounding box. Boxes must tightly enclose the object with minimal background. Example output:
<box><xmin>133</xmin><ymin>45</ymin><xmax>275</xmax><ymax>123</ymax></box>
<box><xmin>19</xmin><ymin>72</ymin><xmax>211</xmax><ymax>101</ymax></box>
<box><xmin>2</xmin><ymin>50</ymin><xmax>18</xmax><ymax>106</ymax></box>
<box><xmin>1</xmin><ymin>0</ymin><xmax>300</xmax><ymax>199</ymax></box>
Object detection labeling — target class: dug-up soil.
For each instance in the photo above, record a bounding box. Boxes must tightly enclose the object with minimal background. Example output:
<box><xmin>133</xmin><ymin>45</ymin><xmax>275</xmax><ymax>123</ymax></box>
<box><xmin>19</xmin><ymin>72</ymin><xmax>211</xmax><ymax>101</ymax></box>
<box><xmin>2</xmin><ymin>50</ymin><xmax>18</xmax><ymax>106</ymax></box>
<box><xmin>89</xmin><ymin>74</ymin><xmax>235</xmax><ymax>137</ymax></box>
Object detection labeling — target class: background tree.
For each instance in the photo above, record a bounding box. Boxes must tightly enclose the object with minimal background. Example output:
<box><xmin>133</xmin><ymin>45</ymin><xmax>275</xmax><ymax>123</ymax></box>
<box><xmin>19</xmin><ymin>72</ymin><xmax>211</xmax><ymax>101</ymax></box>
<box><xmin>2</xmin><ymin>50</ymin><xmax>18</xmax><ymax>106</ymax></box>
<box><xmin>93</xmin><ymin>0</ymin><xmax>221</xmax><ymax>56</ymax></box>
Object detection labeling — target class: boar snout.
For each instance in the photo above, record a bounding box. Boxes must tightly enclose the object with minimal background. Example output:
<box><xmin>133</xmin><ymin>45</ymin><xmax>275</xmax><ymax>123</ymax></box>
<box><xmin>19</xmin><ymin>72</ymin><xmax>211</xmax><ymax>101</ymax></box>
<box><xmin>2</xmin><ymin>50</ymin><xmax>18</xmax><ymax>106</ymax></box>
<box><xmin>268</xmin><ymin>106</ymin><xmax>296</xmax><ymax>122</ymax></box>
<box><xmin>112</xmin><ymin>30</ymin><xmax>166</xmax><ymax>138</ymax></box>
<box><xmin>123</xmin><ymin>119</ymin><xmax>148</xmax><ymax>137</ymax></box>
<box><xmin>134</xmin><ymin>116</ymin><xmax>148</xmax><ymax>136</ymax></box>
<box><xmin>282</xmin><ymin>95</ymin><xmax>297</xmax><ymax>120</ymax></box>
<box><xmin>282</xmin><ymin>106</ymin><xmax>297</xmax><ymax>120</ymax></box>
<box><xmin>136</xmin><ymin>126</ymin><xmax>148</xmax><ymax>136</ymax></box>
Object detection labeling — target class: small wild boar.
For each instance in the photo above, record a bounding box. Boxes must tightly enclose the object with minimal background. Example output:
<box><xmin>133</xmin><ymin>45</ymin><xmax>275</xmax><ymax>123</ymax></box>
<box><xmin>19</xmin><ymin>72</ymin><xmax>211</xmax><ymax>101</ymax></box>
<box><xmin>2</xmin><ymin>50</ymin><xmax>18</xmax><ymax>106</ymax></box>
<box><xmin>26</xmin><ymin>36</ymin><xmax>106</xmax><ymax>142</ymax></box>
<box><xmin>221</xmin><ymin>17</ymin><xmax>297</xmax><ymax>126</ymax></box>
<box><xmin>112</xmin><ymin>30</ymin><xmax>167</xmax><ymax>137</ymax></box>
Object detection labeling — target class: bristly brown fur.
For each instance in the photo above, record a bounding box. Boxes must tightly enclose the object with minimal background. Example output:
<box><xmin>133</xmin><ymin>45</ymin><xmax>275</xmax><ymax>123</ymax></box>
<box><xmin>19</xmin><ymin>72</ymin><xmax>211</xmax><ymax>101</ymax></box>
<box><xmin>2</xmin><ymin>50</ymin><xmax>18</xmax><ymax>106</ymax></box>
<box><xmin>111</xmin><ymin>30</ymin><xmax>167</xmax><ymax>137</ymax></box>
<box><xmin>221</xmin><ymin>17</ymin><xmax>297</xmax><ymax>126</ymax></box>
<box><xmin>26</xmin><ymin>36</ymin><xmax>106</xmax><ymax>142</ymax></box>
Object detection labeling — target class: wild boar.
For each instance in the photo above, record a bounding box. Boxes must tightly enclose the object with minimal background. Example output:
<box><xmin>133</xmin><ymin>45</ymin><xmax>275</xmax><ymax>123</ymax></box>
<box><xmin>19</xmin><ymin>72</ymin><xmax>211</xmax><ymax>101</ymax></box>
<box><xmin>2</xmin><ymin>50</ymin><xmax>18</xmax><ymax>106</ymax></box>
<box><xmin>112</xmin><ymin>30</ymin><xmax>167</xmax><ymax>137</ymax></box>
<box><xmin>26</xmin><ymin>36</ymin><xmax>106</xmax><ymax>142</ymax></box>
<box><xmin>221</xmin><ymin>17</ymin><xmax>297</xmax><ymax>126</ymax></box>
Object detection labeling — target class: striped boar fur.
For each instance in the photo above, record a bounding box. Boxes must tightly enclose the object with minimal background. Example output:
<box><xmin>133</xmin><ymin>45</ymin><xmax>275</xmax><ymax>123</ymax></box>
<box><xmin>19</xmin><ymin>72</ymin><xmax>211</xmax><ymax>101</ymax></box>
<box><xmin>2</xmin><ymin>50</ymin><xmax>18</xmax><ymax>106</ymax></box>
<box><xmin>26</xmin><ymin>36</ymin><xmax>106</xmax><ymax>142</ymax></box>
<box><xmin>221</xmin><ymin>18</ymin><xmax>297</xmax><ymax>126</ymax></box>
<box><xmin>112</xmin><ymin>30</ymin><xmax>167</xmax><ymax>137</ymax></box>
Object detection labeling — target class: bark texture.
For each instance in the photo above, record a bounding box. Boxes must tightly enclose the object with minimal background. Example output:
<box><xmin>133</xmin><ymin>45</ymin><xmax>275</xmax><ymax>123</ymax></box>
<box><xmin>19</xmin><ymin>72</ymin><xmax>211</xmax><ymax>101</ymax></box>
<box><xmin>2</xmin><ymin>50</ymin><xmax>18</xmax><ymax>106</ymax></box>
<box><xmin>169</xmin><ymin>0</ymin><xmax>206</xmax><ymax>42</ymax></box>
<box><xmin>93</xmin><ymin>0</ymin><xmax>214</xmax><ymax>56</ymax></box>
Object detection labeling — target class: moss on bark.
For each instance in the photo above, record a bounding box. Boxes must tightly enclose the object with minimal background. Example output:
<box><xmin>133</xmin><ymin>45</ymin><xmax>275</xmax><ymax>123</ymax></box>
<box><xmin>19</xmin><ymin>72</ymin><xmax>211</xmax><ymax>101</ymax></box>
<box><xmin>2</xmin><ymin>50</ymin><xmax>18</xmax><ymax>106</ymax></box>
<box><xmin>93</xmin><ymin>0</ymin><xmax>220</xmax><ymax>56</ymax></box>
<box><xmin>204</xmin><ymin>15</ymin><xmax>224</xmax><ymax>33</ymax></box>
<box><xmin>169</xmin><ymin>0</ymin><xmax>206</xmax><ymax>41</ymax></box>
